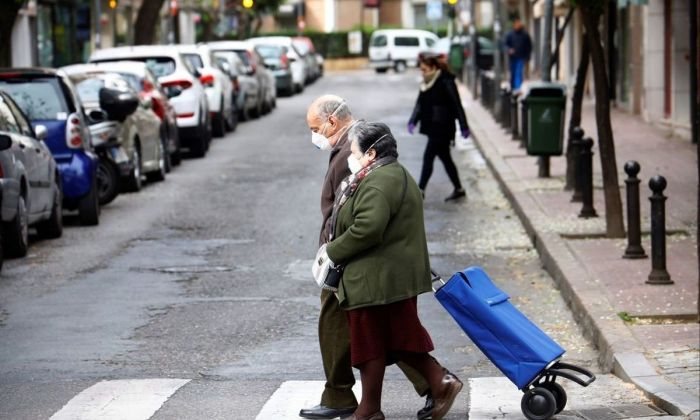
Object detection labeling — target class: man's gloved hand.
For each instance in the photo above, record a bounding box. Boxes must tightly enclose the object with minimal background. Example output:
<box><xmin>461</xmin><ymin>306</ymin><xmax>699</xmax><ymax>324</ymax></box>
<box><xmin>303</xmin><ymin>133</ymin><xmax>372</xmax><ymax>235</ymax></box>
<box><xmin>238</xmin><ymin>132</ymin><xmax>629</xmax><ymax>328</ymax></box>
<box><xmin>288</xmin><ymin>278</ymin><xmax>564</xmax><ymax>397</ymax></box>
<box><xmin>408</xmin><ymin>122</ymin><xmax>416</xmax><ymax>135</ymax></box>
<box><xmin>461</xmin><ymin>128</ymin><xmax>471</xmax><ymax>139</ymax></box>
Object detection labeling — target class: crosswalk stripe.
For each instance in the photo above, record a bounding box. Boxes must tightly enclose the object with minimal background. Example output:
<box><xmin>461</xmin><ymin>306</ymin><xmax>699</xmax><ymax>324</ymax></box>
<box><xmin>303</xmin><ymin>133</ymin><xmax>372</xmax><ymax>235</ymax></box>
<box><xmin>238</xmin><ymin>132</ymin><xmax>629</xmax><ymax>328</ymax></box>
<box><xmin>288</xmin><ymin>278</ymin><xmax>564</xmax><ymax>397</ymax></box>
<box><xmin>468</xmin><ymin>377</ymin><xmax>526</xmax><ymax>419</ymax></box>
<box><xmin>49</xmin><ymin>378</ymin><xmax>190</xmax><ymax>420</ymax></box>
<box><xmin>255</xmin><ymin>380</ymin><xmax>362</xmax><ymax>420</ymax></box>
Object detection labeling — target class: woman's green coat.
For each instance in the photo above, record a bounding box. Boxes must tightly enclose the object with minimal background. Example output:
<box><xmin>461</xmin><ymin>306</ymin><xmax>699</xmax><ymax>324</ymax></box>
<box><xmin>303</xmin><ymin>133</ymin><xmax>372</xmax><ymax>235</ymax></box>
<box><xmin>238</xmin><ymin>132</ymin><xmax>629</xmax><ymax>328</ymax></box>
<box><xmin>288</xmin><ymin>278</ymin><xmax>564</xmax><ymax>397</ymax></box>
<box><xmin>326</xmin><ymin>162</ymin><xmax>432</xmax><ymax>310</ymax></box>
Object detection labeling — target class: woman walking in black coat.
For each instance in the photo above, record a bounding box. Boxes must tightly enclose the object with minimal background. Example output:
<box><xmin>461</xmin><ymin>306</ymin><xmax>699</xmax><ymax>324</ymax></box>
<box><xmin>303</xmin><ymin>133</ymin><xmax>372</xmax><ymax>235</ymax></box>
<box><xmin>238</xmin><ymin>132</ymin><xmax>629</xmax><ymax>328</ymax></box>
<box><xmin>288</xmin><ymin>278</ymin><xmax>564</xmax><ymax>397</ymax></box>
<box><xmin>408</xmin><ymin>54</ymin><xmax>470</xmax><ymax>201</ymax></box>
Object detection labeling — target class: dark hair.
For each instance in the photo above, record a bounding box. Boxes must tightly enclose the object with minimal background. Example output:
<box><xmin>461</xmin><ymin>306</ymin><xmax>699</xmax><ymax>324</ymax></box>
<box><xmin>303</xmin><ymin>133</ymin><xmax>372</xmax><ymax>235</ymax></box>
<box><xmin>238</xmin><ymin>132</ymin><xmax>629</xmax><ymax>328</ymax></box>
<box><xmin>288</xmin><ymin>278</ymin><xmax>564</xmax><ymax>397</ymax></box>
<box><xmin>419</xmin><ymin>54</ymin><xmax>453</xmax><ymax>75</ymax></box>
<box><xmin>349</xmin><ymin>120</ymin><xmax>398</xmax><ymax>159</ymax></box>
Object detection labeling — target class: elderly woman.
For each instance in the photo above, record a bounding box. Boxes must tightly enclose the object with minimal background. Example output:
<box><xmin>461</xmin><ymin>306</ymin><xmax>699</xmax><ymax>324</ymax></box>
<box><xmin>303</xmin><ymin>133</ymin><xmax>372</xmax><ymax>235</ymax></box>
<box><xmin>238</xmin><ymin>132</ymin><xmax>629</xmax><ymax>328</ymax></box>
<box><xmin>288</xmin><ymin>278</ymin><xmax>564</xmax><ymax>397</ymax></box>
<box><xmin>325</xmin><ymin>121</ymin><xmax>462</xmax><ymax>420</ymax></box>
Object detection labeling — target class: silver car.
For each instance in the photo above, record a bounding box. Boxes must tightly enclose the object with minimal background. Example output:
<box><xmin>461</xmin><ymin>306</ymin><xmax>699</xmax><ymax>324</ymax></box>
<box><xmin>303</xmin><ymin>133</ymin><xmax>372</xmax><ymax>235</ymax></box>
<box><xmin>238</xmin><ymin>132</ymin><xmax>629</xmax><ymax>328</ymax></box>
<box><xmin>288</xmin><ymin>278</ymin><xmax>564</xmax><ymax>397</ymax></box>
<box><xmin>62</xmin><ymin>65</ymin><xmax>167</xmax><ymax>191</ymax></box>
<box><xmin>0</xmin><ymin>91</ymin><xmax>62</xmax><ymax>258</ymax></box>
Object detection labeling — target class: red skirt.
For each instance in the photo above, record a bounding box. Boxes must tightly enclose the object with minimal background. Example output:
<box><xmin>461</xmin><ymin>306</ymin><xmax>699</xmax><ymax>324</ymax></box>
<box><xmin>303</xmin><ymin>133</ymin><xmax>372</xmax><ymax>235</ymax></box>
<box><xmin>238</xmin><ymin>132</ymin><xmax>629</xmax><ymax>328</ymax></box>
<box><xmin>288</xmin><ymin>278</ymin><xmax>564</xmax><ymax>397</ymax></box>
<box><xmin>346</xmin><ymin>297</ymin><xmax>435</xmax><ymax>367</ymax></box>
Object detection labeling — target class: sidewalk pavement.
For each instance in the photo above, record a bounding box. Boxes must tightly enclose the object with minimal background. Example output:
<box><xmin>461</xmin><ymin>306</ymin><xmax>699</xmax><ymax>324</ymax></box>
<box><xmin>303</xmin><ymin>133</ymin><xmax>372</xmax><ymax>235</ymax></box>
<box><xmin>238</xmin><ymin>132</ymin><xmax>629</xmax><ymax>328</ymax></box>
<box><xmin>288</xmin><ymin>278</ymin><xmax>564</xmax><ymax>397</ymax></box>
<box><xmin>458</xmin><ymin>82</ymin><xmax>700</xmax><ymax>418</ymax></box>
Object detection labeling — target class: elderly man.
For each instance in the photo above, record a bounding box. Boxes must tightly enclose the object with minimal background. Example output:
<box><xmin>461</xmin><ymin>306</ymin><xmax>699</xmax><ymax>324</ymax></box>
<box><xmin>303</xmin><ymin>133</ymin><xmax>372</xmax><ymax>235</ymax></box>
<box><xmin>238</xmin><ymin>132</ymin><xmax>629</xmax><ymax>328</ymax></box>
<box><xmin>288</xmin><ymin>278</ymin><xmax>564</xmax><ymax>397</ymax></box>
<box><xmin>301</xmin><ymin>95</ymin><xmax>437</xmax><ymax>420</ymax></box>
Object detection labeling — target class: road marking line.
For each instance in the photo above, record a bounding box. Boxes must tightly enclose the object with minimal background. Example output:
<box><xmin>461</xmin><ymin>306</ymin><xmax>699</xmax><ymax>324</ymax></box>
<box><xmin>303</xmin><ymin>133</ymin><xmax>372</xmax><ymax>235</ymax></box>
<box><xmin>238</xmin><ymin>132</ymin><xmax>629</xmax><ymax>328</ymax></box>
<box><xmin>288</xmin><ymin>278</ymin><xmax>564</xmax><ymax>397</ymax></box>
<box><xmin>469</xmin><ymin>377</ymin><xmax>525</xmax><ymax>419</ymax></box>
<box><xmin>256</xmin><ymin>380</ymin><xmax>361</xmax><ymax>420</ymax></box>
<box><xmin>50</xmin><ymin>378</ymin><xmax>190</xmax><ymax>420</ymax></box>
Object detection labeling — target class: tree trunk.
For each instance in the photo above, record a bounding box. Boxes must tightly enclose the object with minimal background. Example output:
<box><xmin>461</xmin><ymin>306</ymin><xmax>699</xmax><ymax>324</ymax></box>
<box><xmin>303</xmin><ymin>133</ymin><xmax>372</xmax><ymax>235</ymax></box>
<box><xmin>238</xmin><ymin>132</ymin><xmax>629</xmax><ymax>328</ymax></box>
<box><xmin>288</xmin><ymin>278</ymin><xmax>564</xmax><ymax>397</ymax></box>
<box><xmin>579</xmin><ymin>1</ymin><xmax>625</xmax><ymax>238</ymax></box>
<box><xmin>0</xmin><ymin>2</ymin><xmax>23</xmax><ymax>67</ymax></box>
<box><xmin>134</xmin><ymin>0</ymin><xmax>166</xmax><ymax>45</ymax></box>
<box><xmin>565</xmin><ymin>35</ymin><xmax>590</xmax><ymax>190</ymax></box>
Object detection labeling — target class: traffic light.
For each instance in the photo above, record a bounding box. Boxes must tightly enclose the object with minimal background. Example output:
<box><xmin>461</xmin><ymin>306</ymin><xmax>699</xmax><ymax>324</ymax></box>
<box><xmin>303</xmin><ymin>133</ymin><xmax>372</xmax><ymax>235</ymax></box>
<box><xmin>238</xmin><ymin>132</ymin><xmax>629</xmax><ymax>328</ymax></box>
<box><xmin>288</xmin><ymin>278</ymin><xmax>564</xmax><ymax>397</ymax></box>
<box><xmin>242</xmin><ymin>0</ymin><xmax>254</xmax><ymax>8</ymax></box>
<box><xmin>109</xmin><ymin>0</ymin><xmax>117</xmax><ymax>9</ymax></box>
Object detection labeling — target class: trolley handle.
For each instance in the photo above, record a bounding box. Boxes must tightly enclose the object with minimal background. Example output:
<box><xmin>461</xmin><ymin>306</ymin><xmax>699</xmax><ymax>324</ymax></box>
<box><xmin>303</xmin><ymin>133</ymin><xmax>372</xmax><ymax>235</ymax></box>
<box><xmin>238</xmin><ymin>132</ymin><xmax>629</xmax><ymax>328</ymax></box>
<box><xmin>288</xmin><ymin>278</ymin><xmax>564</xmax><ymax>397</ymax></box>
<box><xmin>548</xmin><ymin>362</ymin><xmax>596</xmax><ymax>387</ymax></box>
<box><xmin>431</xmin><ymin>270</ymin><xmax>445</xmax><ymax>292</ymax></box>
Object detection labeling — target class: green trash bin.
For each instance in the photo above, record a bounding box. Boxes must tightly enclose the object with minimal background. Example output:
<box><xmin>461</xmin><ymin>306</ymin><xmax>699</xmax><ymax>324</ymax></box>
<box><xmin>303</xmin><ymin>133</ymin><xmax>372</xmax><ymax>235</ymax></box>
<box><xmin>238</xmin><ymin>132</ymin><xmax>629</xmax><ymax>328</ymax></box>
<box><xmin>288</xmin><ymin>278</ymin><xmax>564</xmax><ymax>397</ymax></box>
<box><xmin>522</xmin><ymin>83</ymin><xmax>567</xmax><ymax>156</ymax></box>
<box><xmin>448</xmin><ymin>42</ymin><xmax>464</xmax><ymax>77</ymax></box>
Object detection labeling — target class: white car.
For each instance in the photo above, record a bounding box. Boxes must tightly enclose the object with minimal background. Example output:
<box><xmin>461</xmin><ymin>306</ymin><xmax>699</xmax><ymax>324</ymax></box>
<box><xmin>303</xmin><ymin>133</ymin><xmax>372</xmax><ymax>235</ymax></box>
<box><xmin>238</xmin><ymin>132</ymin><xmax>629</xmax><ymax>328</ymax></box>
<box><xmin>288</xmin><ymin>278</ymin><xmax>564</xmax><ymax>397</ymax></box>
<box><xmin>177</xmin><ymin>44</ymin><xmax>236</xmax><ymax>138</ymax></box>
<box><xmin>247</xmin><ymin>36</ymin><xmax>307</xmax><ymax>93</ymax></box>
<box><xmin>90</xmin><ymin>45</ymin><xmax>211</xmax><ymax>158</ymax></box>
<box><xmin>207</xmin><ymin>41</ymin><xmax>271</xmax><ymax>118</ymax></box>
<box><xmin>368</xmin><ymin>29</ymin><xmax>439</xmax><ymax>73</ymax></box>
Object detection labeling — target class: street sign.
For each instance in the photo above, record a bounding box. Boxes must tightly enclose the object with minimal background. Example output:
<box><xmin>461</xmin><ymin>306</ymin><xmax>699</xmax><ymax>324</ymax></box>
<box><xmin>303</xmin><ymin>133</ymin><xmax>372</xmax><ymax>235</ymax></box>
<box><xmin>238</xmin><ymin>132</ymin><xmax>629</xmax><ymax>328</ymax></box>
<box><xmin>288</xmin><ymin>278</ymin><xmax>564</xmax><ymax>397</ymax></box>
<box><xmin>348</xmin><ymin>31</ymin><xmax>363</xmax><ymax>55</ymax></box>
<box><xmin>426</xmin><ymin>0</ymin><xmax>443</xmax><ymax>21</ymax></box>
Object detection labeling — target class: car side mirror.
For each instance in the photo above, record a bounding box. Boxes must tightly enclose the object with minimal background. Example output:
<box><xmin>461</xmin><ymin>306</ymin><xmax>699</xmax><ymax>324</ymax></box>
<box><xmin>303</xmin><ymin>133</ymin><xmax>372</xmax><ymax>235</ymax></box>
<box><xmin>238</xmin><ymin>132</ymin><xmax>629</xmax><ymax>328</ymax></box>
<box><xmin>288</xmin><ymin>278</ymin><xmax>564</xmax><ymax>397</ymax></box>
<box><xmin>0</xmin><ymin>134</ymin><xmax>12</xmax><ymax>151</ymax></box>
<box><xmin>34</xmin><ymin>124</ymin><xmax>48</xmax><ymax>141</ymax></box>
<box><xmin>99</xmin><ymin>87</ymin><xmax>139</xmax><ymax>122</ymax></box>
<box><xmin>165</xmin><ymin>86</ymin><xmax>183</xmax><ymax>99</ymax></box>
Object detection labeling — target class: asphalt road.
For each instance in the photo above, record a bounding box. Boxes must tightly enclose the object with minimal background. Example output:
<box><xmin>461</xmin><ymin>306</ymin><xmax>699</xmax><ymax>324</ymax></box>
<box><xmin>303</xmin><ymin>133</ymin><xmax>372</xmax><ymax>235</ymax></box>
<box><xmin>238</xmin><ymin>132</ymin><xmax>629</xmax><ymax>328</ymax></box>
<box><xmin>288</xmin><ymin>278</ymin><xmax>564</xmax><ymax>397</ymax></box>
<box><xmin>0</xmin><ymin>70</ymin><xmax>662</xmax><ymax>420</ymax></box>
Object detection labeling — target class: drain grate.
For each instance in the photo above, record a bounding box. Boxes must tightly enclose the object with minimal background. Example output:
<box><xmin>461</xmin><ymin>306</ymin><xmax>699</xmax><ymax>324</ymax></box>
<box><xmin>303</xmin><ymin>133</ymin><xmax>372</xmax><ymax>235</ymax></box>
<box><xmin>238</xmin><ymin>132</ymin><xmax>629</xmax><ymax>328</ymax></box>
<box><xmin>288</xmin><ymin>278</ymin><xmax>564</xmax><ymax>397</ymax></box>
<box><xmin>577</xmin><ymin>404</ymin><xmax>666</xmax><ymax>420</ymax></box>
<box><xmin>152</xmin><ymin>266</ymin><xmax>233</xmax><ymax>274</ymax></box>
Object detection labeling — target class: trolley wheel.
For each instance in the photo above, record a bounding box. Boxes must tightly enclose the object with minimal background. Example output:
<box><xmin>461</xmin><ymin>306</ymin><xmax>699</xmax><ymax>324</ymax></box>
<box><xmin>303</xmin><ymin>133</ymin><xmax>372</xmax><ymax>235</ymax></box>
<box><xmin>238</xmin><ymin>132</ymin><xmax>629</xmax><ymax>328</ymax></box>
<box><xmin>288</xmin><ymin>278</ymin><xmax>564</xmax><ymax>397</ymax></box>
<box><xmin>521</xmin><ymin>387</ymin><xmax>557</xmax><ymax>420</ymax></box>
<box><xmin>541</xmin><ymin>382</ymin><xmax>567</xmax><ymax>414</ymax></box>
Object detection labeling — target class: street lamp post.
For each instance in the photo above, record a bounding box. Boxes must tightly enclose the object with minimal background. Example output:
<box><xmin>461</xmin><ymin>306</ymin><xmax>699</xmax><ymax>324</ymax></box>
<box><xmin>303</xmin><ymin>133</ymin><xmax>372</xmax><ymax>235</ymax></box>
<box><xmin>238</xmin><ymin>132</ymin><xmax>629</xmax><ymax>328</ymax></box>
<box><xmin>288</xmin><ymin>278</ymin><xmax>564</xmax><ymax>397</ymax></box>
<box><xmin>492</xmin><ymin>0</ymin><xmax>502</xmax><ymax>119</ymax></box>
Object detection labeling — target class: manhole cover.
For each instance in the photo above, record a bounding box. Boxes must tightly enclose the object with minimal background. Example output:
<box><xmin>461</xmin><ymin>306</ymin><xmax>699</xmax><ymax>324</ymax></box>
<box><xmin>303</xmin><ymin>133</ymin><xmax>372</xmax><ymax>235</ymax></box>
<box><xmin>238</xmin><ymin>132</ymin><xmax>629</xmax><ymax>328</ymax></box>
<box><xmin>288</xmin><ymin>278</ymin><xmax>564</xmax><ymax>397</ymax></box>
<box><xmin>153</xmin><ymin>266</ymin><xmax>233</xmax><ymax>274</ymax></box>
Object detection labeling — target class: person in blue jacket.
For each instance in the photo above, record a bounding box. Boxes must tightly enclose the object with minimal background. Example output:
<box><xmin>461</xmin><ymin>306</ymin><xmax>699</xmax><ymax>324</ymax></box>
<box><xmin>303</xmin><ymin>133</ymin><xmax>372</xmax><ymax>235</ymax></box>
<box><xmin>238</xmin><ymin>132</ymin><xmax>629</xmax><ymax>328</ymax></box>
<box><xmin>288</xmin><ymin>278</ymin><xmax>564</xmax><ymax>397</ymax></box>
<box><xmin>505</xmin><ymin>17</ymin><xmax>532</xmax><ymax>92</ymax></box>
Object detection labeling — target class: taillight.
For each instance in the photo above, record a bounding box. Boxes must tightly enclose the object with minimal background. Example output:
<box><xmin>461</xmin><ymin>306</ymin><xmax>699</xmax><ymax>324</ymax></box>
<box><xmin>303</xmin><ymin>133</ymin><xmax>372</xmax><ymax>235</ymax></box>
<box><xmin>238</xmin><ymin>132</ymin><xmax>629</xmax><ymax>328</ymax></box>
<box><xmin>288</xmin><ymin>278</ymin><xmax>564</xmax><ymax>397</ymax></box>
<box><xmin>161</xmin><ymin>79</ymin><xmax>193</xmax><ymax>90</ymax></box>
<box><xmin>232</xmin><ymin>77</ymin><xmax>240</xmax><ymax>92</ymax></box>
<box><xmin>143</xmin><ymin>78</ymin><xmax>154</xmax><ymax>92</ymax></box>
<box><xmin>199</xmin><ymin>74</ymin><xmax>215</xmax><ymax>87</ymax></box>
<box><xmin>0</xmin><ymin>162</ymin><xmax>4</xmax><ymax>178</ymax></box>
<box><xmin>151</xmin><ymin>97</ymin><xmax>165</xmax><ymax>120</ymax></box>
<box><xmin>66</xmin><ymin>114</ymin><xmax>84</xmax><ymax>149</ymax></box>
<box><xmin>280</xmin><ymin>54</ymin><xmax>289</xmax><ymax>69</ymax></box>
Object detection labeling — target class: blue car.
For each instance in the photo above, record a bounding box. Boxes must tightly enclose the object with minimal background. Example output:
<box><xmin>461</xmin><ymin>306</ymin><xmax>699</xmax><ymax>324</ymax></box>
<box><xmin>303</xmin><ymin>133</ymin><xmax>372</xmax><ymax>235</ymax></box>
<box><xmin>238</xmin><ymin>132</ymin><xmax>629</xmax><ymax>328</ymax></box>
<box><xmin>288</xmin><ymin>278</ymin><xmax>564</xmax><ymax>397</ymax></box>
<box><xmin>0</xmin><ymin>68</ymin><xmax>100</xmax><ymax>225</ymax></box>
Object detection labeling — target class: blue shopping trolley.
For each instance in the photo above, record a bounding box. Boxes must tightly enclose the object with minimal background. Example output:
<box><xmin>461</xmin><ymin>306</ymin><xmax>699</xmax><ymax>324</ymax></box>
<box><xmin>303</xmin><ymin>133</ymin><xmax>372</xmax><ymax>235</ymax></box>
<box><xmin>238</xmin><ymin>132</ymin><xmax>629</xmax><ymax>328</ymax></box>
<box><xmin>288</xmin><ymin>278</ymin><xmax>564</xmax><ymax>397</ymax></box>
<box><xmin>432</xmin><ymin>266</ymin><xmax>595</xmax><ymax>420</ymax></box>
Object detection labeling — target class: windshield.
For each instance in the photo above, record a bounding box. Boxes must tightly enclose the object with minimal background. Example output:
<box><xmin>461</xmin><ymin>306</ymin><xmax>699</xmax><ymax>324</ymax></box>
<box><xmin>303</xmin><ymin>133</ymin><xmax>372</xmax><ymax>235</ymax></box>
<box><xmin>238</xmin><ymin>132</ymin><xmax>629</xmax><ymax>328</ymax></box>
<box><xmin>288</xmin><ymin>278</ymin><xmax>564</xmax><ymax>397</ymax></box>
<box><xmin>182</xmin><ymin>53</ymin><xmax>204</xmax><ymax>71</ymax></box>
<box><xmin>93</xmin><ymin>56</ymin><xmax>176</xmax><ymax>78</ymax></box>
<box><xmin>0</xmin><ymin>77</ymin><xmax>70</xmax><ymax>120</ymax></box>
<box><xmin>256</xmin><ymin>45</ymin><xmax>282</xmax><ymax>59</ymax></box>
<box><xmin>371</xmin><ymin>34</ymin><xmax>387</xmax><ymax>47</ymax></box>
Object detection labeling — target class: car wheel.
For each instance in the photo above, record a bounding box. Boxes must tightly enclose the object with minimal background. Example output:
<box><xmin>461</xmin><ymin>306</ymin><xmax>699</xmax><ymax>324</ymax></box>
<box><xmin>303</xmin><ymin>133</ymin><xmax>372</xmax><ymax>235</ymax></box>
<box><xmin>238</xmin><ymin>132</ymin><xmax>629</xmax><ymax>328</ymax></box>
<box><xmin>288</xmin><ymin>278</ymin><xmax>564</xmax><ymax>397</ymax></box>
<box><xmin>226</xmin><ymin>102</ymin><xmax>238</xmax><ymax>132</ymax></box>
<box><xmin>2</xmin><ymin>194</ymin><xmax>29</xmax><ymax>258</ymax></box>
<box><xmin>78</xmin><ymin>175</ymin><xmax>100</xmax><ymax>226</ymax></box>
<box><xmin>161</xmin><ymin>126</ymin><xmax>173</xmax><ymax>173</ymax></box>
<box><xmin>36</xmin><ymin>178</ymin><xmax>63</xmax><ymax>239</ymax></box>
<box><xmin>212</xmin><ymin>98</ymin><xmax>226</xmax><ymax>137</ymax></box>
<box><xmin>239</xmin><ymin>95</ymin><xmax>250</xmax><ymax>121</ymax></box>
<box><xmin>375</xmin><ymin>68</ymin><xmax>388</xmax><ymax>74</ymax></box>
<box><xmin>123</xmin><ymin>146</ymin><xmax>142</xmax><ymax>192</ymax></box>
<box><xmin>296</xmin><ymin>83</ymin><xmax>304</xmax><ymax>93</ymax></box>
<box><xmin>394</xmin><ymin>61</ymin><xmax>407</xmax><ymax>73</ymax></box>
<box><xmin>190</xmin><ymin>112</ymin><xmax>208</xmax><ymax>158</ymax></box>
<box><xmin>146</xmin><ymin>140</ymin><xmax>167</xmax><ymax>182</ymax></box>
<box><xmin>97</xmin><ymin>159</ymin><xmax>120</xmax><ymax>205</ymax></box>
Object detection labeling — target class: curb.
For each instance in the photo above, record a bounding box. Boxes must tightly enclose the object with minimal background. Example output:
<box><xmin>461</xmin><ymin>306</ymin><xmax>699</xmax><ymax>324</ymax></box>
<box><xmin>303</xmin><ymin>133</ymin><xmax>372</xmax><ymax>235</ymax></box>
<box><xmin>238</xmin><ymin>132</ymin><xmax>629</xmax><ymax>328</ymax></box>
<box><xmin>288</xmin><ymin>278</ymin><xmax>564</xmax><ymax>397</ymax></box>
<box><xmin>460</xmin><ymin>86</ymin><xmax>700</xmax><ymax>417</ymax></box>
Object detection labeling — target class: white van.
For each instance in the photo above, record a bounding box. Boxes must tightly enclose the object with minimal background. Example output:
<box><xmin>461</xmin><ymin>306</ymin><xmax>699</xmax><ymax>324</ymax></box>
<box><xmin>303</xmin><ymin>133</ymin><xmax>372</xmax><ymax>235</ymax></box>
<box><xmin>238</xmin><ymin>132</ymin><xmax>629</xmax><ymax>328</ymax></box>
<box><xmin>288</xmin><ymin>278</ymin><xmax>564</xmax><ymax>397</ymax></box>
<box><xmin>368</xmin><ymin>29</ymin><xmax>439</xmax><ymax>73</ymax></box>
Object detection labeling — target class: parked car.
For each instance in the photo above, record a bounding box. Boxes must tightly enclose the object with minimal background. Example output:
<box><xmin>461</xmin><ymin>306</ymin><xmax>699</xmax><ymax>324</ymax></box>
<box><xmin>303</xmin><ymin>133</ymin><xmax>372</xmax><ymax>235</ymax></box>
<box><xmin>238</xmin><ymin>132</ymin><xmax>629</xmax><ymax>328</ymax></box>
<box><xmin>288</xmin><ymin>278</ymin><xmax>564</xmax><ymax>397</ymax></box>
<box><xmin>292</xmin><ymin>37</ymin><xmax>322</xmax><ymax>82</ymax></box>
<box><xmin>84</xmin><ymin>60</ymin><xmax>182</xmax><ymax>169</ymax></box>
<box><xmin>0</xmin><ymin>68</ymin><xmax>100</xmax><ymax>225</ymax></box>
<box><xmin>247</xmin><ymin>37</ymin><xmax>307</xmax><ymax>93</ymax></box>
<box><xmin>431</xmin><ymin>36</ymin><xmax>495</xmax><ymax>71</ymax></box>
<box><xmin>211</xmin><ymin>49</ymin><xmax>261</xmax><ymax>121</ymax></box>
<box><xmin>89</xmin><ymin>45</ymin><xmax>211</xmax><ymax>158</ymax></box>
<box><xmin>0</xmin><ymin>91</ymin><xmax>63</xmax><ymax>257</ymax></box>
<box><xmin>208</xmin><ymin>41</ymin><xmax>272</xmax><ymax>119</ymax></box>
<box><xmin>62</xmin><ymin>66</ymin><xmax>167</xmax><ymax>203</ymax></box>
<box><xmin>254</xmin><ymin>44</ymin><xmax>293</xmax><ymax>97</ymax></box>
<box><xmin>368</xmin><ymin>29</ymin><xmax>439</xmax><ymax>73</ymax></box>
<box><xmin>177</xmin><ymin>44</ymin><xmax>236</xmax><ymax>138</ymax></box>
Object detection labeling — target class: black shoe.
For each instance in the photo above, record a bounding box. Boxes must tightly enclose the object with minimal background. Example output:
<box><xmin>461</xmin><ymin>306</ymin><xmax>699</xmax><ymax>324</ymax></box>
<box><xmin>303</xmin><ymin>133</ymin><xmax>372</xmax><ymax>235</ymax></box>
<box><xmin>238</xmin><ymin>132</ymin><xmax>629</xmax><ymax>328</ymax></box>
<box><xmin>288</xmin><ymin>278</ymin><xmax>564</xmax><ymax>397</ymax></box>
<box><xmin>444</xmin><ymin>189</ymin><xmax>466</xmax><ymax>202</ymax></box>
<box><xmin>417</xmin><ymin>393</ymin><xmax>434</xmax><ymax>420</ymax></box>
<box><xmin>299</xmin><ymin>405</ymin><xmax>358</xmax><ymax>419</ymax></box>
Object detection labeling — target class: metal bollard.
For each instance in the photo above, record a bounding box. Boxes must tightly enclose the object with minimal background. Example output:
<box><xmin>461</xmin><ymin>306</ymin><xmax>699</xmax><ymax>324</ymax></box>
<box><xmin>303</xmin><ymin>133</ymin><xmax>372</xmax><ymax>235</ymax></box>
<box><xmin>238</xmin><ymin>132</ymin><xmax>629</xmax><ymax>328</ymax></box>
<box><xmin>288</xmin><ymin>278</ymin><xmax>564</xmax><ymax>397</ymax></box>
<box><xmin>570</xmin><ymin>127</ymin><xmax>584</xmax><ymax>202</ymax></box>
<box><xmin>647</xmin><ymin>175</ymin><xmax>673</xmax><ymax>284</ymax></box>
<box><xmin>520</xmin><ymin>99</ymin><xmax>528</xmax><ymax>149</ymax></box>
<box><xmin>578</xmin><ymin>137</ymin><xmax>598</xmax><ymax>218</ymax></box>
<box><xmin>501</xmin><ymin>88</ymin><xmax>511</xmax><ymax>129</ymax></box>
<box><xmin>511</xmin><ymin>94</ymin><xmax>520</xmax><ymax>140</ymax></box>
<box><xmin>623</xmin><ymin>161</ymin><xmax>647</xmax><ymax>259</ymax></box>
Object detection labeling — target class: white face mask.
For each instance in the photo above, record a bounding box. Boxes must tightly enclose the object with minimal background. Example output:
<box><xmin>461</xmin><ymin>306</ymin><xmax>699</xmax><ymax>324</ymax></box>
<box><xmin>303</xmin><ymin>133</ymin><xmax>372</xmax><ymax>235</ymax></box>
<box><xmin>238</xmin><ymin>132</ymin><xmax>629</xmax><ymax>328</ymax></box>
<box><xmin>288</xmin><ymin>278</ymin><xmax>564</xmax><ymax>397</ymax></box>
<box><xmin>347</xmin><ymin>155</ymin><xmax>363</xmax><ymax>174</ymax></box>
<box><xmin>311</xmin><ymin>101</ymin><xmax>346</xmax><ymax>151</ymax></box>
<box><xmin>311</xmin><ymin>131</ymin><xmax>332</xmax><ymax>150</ymax></box>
